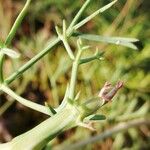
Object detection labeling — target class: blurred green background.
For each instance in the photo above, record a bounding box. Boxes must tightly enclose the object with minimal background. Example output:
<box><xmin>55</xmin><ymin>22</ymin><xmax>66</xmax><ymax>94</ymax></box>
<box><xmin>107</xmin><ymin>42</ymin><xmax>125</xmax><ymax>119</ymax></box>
<box><xmin>0</xmin><ymin>0</ymin><xmax>149</xmax><ymax>149</ymax></box>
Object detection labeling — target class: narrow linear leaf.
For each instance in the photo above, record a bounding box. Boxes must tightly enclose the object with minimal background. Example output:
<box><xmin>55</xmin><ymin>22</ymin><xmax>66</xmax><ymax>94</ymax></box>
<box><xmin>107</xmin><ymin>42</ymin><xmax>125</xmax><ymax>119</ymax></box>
<box><xmin>68</xmin><ymin>0</ymin><xmax>92</xmax><ymax>31</ymax></box>
<box><xmin>45</xmin><ymin>102</ymin><xmax>57</xmax><ymax>115</ymax></box>
<box><xmin>74</xmin><ymin>0</ymin><xmax>118</xmax><ymax>30</ymax></box>
<box><xmin>84</xmin><ymin>114</ymin><xmax>106</xmax><ymax>122</ymax></box>
<box><xmin>5</xmin><ymin>0</ymin><xmax>31</xmax><ymax>46</ymax></box>
<box><xmin>76</xmin><ymin>34</ymin><xmax>143</xmax><ymax>50</ymax></box>
<box><xmin>90</xmin><ymin>114</ymin><xmax>106</xmax><ymax>121</ymax></box>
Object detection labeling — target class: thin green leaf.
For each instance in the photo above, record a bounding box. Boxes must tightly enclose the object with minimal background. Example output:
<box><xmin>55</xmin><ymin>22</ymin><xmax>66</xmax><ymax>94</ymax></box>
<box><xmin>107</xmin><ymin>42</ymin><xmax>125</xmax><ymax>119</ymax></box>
<box><xmin>90</xmin><ymin>114</ymin><xmax>106</xmax><ymax>121</ymax></box>
<box><xmin>68</xmin><ymin>0</ymin><xmax>92</xmax><ymax>32</ymax></box>
<box><xmin>84</xmin><ymin>114</ymin><xmax>106</xmax><ymax>122</ymax></box>
<box><xmin>77</xmin><ymin>34</ymin><xmax>143</xmax><ymax>50</ymax></box>
<box><xmin>74</xmin><ymin>0</ymin><xmax>118</xmax><ymax>30</ymax></box>
<box><xmin>5</xmin><ymin>0</ymin><xmax>31</xmax><ymax>46</ymax></box>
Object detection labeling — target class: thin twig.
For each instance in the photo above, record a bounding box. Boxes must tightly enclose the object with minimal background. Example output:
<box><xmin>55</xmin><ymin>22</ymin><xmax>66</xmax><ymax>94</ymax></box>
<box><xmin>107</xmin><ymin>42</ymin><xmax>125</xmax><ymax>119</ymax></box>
<box><xmin>67</xmin><ymin>0</ymin><xmax>92</xmax><ymax>34</ymax></box>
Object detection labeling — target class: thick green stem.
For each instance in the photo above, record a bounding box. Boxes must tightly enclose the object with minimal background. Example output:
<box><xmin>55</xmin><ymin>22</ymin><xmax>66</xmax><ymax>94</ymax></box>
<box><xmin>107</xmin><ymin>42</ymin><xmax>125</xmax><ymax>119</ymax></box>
<box><xmin>0</xmin><ymin>108</ymin><xmax>79</xmax><ymax>150</ymax></box>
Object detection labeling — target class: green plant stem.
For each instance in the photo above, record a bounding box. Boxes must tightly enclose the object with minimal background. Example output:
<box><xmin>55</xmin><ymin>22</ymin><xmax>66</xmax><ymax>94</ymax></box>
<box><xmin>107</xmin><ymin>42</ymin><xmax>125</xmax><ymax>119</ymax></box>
<box><xmin>1</xmin><ymin>84</ymin><xmax>52</xmax><ymax>116</ymax></box>
<box><xmin>79</xmin><ymin>53</ymin><xmax>102</xmax><ymax>64</ymax></box>
<box><xmin>0</xmin><ymin>0</ymin><xmax>31</xmax><ymax>85</ymax></box>
<box><xmin>55</xmin><ymin>25</ymin><xmax>75</xmax><ymax>60</ymax></box>
<box><xmin>2</xmin><ymin>0</ymin><xmax>92</xmax><ymax>113</ymax></box>
<box><xmin>67</xmin><ymin>0</ymin><xmax>92</xmax><ymax>34</ymax></box>
<box><xmin>64</xmin><ymin>118</ymin><xmax>150</xmax><ymax>150</ymax></box>
<box><xmin>0</xmin><ymin>53</ymin><xmax>4</xmax><ymax>83</ymax></box>
<box><xmin>50</xmin><ymin>79</ymin><xmax>59</xmax><ymax>106</ymax></box>
<box><xmin>69</xmin><ymin>49</ymin><xmax>82</xmax><ymax>99</ymax></box>
<box><xmin>4</xmin><ymin>0</ymin><xmax>112</xmax><ymax>85</ymax></box>
<box><xmin>62</xmin><ymin>38</ymin><xmax>75</xmax><ymax>60</ymax></box>
<box><xmin>4</xmin><ymin>37</ymin><xmax>60</xmax><ymax>85</ymax></box>
<box><xmin>0</xmin><ymin>107</ymin><xmax>79</xmax><ymax>150</ymax></box>
<box><xmin>5</xmin><ymin>0</ymin><xmax>32</xmax><ymax>46</ymax></box>
<box><xmin>73</xmin><ymin>0</ymin><xmax>117</xmax><ymax>30</ymax></box>
<box><xmin>0</xmin><ymin>87</ymin><xmax>104</xmax><ymax>150</ymax></box>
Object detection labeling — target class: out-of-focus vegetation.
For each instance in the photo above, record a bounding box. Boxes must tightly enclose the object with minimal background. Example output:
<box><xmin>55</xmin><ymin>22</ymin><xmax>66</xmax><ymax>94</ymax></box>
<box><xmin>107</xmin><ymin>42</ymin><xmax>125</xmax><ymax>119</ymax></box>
<box><xmin>0</xmin><ymin>0</ymin><xmax>149</xmax><ymax>149</ymax></box>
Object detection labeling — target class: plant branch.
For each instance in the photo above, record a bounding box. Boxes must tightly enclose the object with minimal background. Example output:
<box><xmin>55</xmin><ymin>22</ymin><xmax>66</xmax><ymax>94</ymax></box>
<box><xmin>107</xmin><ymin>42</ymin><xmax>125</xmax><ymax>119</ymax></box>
<box><xmin>73</xmin><ymin>0</ymin><xmax>117</xmax><ymax>30</ymax></box>
<box><xmin>67</xmin><ymin>0</ymin><xmax>92</xmax><ymax>34</ymax></box>
<box><xmin>5</xmin><ymin>0</ymin><xmax>32</xmax><ymax>46</ymax></box>
<box><xmin>4</xmin><ymin>0</ymin><xmax>116</xmax><ymax>85</ymax></box>
<box><xmin>0</xmin><ymin>0</ymin><xmax>31</xmax><ymax>85</ymax></box>
<box><xmin>0</xmin><ymin>108</ymin><xmax>79</xmax><ymax>150</ymax></box>
<box><xmin>0</xmin><ymin>84</ymin><xmax>52</xmax><ymax>116</ymax></box>
<box><xmin>4</xmin><ymin>37</ymin><xmax>60</xmax><ymax>84</ymax></box>
<box><xmin>79</xmin><ymin>51</ymin><xmax>104</xmax><ymax>65</ymax></box>
<box><xmin>55</xmin><ymin>24</ymin><xmax>75</xmax><ymax>60</ymax></box>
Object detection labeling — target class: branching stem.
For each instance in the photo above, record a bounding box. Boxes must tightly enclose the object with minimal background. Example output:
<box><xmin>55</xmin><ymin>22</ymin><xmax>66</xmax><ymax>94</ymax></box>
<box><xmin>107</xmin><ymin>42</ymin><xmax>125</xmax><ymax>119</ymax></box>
<box><xmin>1</xmin><ymin>85</ymin><xmax>52</xmax><ymax>116</ymax></box>
<box><xmin>4</xmin><ymin>38</ymin><xmax>60</xmax><ymax>84</ymax></box>
<box><xmin>5</xmin><ymin>0</ymin><xmax>32</xmax><ymax>46</ymax></box>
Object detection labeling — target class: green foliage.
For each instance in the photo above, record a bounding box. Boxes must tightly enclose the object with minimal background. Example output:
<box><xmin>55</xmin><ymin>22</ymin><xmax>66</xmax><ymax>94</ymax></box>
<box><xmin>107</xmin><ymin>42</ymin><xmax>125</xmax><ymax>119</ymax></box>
<box><xmin>76</xmin><ymin>33</ymin><xmax>143</xmax><ymax>50</ymax></box>
<box><xmin>0</xmin><ymin>0</ymin><xmax>149</xmax><ymax>150</ymax></box>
